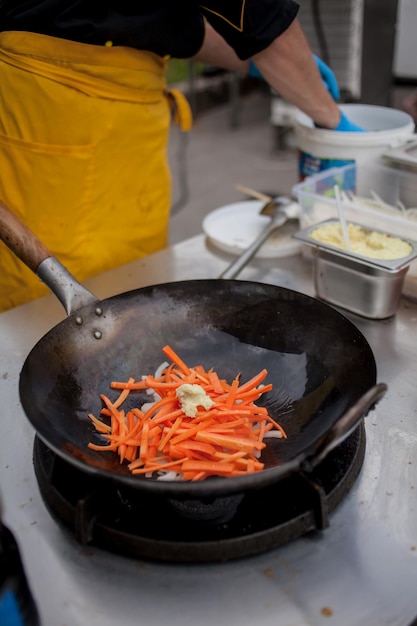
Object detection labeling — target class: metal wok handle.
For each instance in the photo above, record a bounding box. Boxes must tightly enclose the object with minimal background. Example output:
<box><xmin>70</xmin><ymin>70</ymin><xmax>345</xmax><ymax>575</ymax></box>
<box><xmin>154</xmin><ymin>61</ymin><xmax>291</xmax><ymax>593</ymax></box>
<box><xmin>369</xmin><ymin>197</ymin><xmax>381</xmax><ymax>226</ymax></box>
<box><xmin>0</xmin><ymin>200</ymin><xmax>98</xmax><ymax>315</ymax></box>
<box><xmin>219</xmin><ymin>195</ymin><xmax>297</xmax><ymax>280</ymax></box>
<box><xmin>304</xmin><ymin>382</ymin><xmax>387</xmax><ymax>470</ymax></box>
<box><xmin>219</xmin><ymin>214</ymin><xmax>287</xmax><ymax>280</ymax></box>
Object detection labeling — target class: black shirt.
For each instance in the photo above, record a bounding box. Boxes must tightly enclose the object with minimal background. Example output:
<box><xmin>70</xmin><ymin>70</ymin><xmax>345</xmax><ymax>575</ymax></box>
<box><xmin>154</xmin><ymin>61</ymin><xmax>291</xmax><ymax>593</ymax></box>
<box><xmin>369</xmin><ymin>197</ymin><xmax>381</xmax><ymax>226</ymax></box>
<box><xmin>0</xmin><ymin>1</ymin><xmax>299</xmax><ymax>60</ymax></box>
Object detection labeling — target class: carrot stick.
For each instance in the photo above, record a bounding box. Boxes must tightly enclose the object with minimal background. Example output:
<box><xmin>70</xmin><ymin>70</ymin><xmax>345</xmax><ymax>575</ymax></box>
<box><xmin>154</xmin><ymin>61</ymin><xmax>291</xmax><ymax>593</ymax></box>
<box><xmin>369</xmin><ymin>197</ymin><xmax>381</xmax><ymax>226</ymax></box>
<box><xmin>196</xmin><ymin>431</ymin><xmax>265</xmax><ymax>452</ymax></box>
<box><xmin>207</xmin><ymin>370</ymin><xmax>225</xmax><ymax>394</ymax></box>
<box><xmin>112</xmin><ymin>378</ymin><xmax>135</xmax><ymax>408</ymax></box>
<box><xmin>162</xmin><ymin>345</ymin><xmax>191</xmax><ymax>375</ymax></box>
<box><xmin>236</xmin><ymin>369</ymin><xmax>269</xmax><ymax>393</ymax></box>
<box><xmin>110</xmin><ymin>380</ymin><xmax>148</xmax><ymax>390</ymax></box>
<box><xmin>169</xmin><ymin>419</ymin><xmax>215</xmax><ymax>445</ymax></box>
<box><xmin>88</xmin><ymin>413</ymin><xmax>111</xmax><ymax>434</ymax></box>
<box><xmin>224</xmin><ymin>376</ymin><xmax>239</xmax><ymax>409</ymax></box>
<box><xmin>158</xmin><ymin>416</ymin><xmax>183</xmax><ymax>451</ymax></box>
<box><xmin>181</xmin><ymin>460</ymin><xmax>236</xmax><ymax>475</ymax></box>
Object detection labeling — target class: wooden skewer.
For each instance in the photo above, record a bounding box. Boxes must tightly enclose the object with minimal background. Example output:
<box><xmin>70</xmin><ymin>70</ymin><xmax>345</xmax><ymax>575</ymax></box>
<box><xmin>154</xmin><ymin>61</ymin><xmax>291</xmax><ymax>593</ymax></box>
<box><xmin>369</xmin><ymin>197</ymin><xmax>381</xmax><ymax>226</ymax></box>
<box><xmin>235</xmin><ymin>184</ymin><xmax>272</xmax><ymax>203</ymax></box>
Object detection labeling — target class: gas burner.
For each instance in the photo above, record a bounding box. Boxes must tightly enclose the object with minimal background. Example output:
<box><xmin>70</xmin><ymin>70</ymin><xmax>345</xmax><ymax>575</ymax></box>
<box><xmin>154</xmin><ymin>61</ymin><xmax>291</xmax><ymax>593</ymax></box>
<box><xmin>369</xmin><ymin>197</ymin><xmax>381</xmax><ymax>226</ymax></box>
<box><xmin>33</xmin><ymin>425</ymin><xmax>365</xmax><ymax>563</ymax></box>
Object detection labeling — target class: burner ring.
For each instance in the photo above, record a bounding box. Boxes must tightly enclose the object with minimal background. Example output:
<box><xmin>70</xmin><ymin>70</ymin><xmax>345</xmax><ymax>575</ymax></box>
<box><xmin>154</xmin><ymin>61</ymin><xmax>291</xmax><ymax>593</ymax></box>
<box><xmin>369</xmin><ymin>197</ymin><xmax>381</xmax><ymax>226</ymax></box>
<box><xmin>33</xmin><ymin>424</ymin><xmax>365</xmax><ymax>563</ymax></box>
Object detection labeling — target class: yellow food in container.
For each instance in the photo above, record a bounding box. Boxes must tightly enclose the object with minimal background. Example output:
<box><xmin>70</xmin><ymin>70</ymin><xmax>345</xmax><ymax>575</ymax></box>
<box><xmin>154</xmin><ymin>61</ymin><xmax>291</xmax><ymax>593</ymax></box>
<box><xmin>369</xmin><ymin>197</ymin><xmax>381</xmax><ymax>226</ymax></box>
<box><xmin>309</xmin><ymin>223</ymin><xmax>412</xmax><ymax>260</ymax></box>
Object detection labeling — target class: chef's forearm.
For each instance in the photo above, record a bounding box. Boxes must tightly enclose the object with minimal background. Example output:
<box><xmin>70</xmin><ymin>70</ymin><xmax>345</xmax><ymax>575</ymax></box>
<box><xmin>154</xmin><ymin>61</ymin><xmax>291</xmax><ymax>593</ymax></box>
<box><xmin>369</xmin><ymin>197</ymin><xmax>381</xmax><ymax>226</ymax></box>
<box><xmin>191</xmin><ymin>17</ymin><xmax>341</xmax><ymax>130</ymax></box>
<box><xmin>252</xmin><ymin>19</ymin><xmax>341</xmax><ymax>128</ymax></box>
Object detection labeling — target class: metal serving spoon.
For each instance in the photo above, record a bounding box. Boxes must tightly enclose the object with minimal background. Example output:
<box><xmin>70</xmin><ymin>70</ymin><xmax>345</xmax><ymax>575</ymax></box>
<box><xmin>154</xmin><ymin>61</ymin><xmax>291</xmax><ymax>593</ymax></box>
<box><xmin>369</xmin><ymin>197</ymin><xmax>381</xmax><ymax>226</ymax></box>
<box><xmin>219</xmin><ymin>195</ymin><xmax>299</xmax><ymax>279</ymax></box>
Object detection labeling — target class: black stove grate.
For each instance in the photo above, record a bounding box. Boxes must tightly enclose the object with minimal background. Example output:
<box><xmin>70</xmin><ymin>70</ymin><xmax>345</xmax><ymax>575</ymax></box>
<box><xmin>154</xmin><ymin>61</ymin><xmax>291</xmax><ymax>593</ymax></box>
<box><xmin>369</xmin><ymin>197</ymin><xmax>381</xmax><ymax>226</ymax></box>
<box><xmin>33</xmin><ymin>424</ymin><xmax>365</xmax><ymax>563</ymax></box>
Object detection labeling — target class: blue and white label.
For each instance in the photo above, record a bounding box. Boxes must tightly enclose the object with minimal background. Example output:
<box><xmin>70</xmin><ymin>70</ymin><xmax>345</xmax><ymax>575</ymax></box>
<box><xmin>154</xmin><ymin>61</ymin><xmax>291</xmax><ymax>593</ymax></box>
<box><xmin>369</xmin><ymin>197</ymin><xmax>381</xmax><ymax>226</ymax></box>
<box><xmin>298</xmin><ymin>150</ymin><xmax>354</xmax><ymax>181</ymax></box>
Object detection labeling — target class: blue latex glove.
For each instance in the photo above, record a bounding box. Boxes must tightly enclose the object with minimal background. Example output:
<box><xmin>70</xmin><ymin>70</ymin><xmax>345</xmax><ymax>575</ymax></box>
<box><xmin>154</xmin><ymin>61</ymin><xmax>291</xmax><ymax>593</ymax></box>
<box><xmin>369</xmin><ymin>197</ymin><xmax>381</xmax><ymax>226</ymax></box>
<box><xmin>334</xmin><ymin>111</ymin><xmax>365</xmax><ymax>132</ymax></box>
<box><xmin>249</xmin><ymin>55</ymin><xmax>340</xmax><ymax>100</ymax></box>
<box><xmin>312</xmin><ymin>54</ymin><xmax>340</xmax><ymax>100</ymax></box>
<box><xmin>248</xmin><ymin>59</ymin><xmax>264</xmax><ymax>79</ymax></box>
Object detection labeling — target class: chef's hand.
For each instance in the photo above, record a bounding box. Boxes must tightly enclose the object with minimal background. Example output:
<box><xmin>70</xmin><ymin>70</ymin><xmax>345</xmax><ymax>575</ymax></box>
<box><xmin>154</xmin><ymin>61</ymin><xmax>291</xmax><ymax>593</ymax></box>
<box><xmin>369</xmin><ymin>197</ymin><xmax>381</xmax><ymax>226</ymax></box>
<box><xmin>310</xmin><ymin>57</ymin><xmax>365</xmax><ymax>130</ymax></box>
<box><xmin>333</xmin><ymin>111</ymin><xmax>365</xmax><ymax>132</ymax></box>
<box><xmin>248</xmin><ymin>57</ymin><xmax>365</xmax><ymax>132</ymax></box>
<box><xmin>315</xmin><ymin>111</ymin><xmax>365</xmax><ymax>132</ymax></box>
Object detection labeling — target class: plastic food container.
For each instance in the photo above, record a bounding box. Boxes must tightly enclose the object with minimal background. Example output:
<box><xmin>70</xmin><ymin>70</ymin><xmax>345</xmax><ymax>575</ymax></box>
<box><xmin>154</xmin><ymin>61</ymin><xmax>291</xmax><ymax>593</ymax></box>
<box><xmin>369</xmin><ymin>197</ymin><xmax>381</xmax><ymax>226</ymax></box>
<box><xmin>293</xmin><ymin>162</ymin><xmax>417</xmax><ymax>235</ymax></box>
<box><xmin>294</xmin><ymin>220</ymin><xmax>417</xmax><ymax>319</ymax></box>
<box><xmin>292</xmin><ymin>161</ymin><xmax>417</xmax><ymax>299</ymax></box>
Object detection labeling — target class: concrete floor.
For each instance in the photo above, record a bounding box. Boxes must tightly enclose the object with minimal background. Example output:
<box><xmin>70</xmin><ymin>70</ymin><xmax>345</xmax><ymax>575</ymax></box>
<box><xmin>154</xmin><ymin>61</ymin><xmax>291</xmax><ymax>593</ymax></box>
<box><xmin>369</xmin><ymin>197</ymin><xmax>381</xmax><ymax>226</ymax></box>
<box><xmin>168</xmin><ymin>88</ymin><xmax>299</xmax><ymax>245</ymax></box>
<box><xmin>168</xmin><ymin>84</ymin><xmax>416</xmax><ymax>246</ymax></box>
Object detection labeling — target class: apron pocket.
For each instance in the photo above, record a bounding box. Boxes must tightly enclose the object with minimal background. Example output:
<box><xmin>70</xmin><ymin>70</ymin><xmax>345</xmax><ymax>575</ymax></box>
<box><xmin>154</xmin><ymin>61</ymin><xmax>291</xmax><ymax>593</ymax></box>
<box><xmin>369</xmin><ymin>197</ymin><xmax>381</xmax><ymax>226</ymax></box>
<box><xmin>0</xmin><ymin>131</ymin><xmax>95</xmax><ymax>266</ymax></box>
<box><xmin>0</xmin><ymin>132</ymin><xmax>95</xmax><ymax>310</ymax></box>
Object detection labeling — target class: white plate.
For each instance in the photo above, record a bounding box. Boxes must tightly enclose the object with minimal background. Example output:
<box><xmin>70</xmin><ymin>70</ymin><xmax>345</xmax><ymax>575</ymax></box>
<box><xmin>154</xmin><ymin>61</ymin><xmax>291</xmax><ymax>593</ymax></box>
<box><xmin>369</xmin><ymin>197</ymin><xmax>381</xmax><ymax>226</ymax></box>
<box><xmin>202</xmin><ymin>200</ymin><xmax>302</xmax><ymax>258</ymax></box>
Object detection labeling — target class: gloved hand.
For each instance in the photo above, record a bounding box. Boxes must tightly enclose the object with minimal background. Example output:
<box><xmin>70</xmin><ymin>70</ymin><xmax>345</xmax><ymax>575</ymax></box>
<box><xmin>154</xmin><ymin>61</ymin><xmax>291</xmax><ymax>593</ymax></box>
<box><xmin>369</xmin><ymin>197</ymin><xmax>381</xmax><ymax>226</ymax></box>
<box><xmin>249</xmin><ymin>55</ymin><xmax>340</xmax><ymax>99</ymax></box>
<box><xmin>311</xmin><ymin>58</ymin><xmax>366</xmax><ymax>131</ymax></box>
<box><xmin>248</xmin><ymin>58</ymin><xmax>365</xmax><ymax>132</ymax></box>
<box><xmin>333</xmin><ymin>111</ymin><xmax>365</xmax><ymax>132</ymax></box>
<box><xmin>312</xmin><ymin>55</ymin><xmax>339</xmax><ymax>100</ymax></box>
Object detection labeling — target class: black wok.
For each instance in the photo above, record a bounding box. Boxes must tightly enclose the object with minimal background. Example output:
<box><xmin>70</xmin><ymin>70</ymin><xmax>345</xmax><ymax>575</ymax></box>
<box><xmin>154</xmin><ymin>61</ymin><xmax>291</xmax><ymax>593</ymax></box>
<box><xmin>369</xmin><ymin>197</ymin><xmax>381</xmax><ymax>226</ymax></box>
<box><xmin>0</xmin><ymin>201</ymin><xmax>386</xmax><ymax>498</ymax></box>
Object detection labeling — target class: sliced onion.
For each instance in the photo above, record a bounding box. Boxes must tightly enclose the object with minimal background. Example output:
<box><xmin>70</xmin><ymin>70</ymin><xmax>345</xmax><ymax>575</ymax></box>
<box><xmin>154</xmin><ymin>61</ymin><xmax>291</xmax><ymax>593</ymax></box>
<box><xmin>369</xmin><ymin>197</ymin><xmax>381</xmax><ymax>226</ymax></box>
<box><xmin>154</xmin><ymin>360</ymin><xmax>169</xmax><ymax>379</ymax></box>
<box><xmin>156</xmin><ymin>471</ymin><xmax>180</xmax><ymax>481</ymax></box>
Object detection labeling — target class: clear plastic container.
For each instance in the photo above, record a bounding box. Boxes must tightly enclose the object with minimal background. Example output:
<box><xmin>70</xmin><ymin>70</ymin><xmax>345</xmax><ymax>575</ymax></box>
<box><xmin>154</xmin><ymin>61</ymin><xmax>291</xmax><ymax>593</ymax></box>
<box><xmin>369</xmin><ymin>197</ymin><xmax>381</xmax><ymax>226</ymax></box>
<box><xmin>293</xmin><ymin>162</ymin><xmax>417</xmax><ymax>237</ymax></box>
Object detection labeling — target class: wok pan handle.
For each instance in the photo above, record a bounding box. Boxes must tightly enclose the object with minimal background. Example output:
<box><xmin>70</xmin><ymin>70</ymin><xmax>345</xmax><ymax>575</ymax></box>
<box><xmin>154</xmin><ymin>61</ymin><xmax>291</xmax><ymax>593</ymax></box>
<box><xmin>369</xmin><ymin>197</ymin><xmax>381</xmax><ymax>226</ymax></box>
<box><xmin>305</xmin><ymin>382</ymin><xmax>387</xmax><ymax>470</ymax></box>
<box><xmin>0</xmin><ymin>200</ymin><xmax>51</xmax><ymax>272</ymax></box>
<box><xmin>0</xmin><ymin>200</ymin><xmax>98</xmax><ymax>315</ymax></box>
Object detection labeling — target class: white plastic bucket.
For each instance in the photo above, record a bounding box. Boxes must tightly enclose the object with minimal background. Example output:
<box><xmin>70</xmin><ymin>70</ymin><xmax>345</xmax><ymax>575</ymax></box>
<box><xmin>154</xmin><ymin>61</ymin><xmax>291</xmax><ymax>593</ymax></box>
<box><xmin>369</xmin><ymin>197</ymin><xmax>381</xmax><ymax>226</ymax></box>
<box><xmin>295</xmin><ymin>104</ymin><xmax>416</xmax><ymax>180</ymax></box>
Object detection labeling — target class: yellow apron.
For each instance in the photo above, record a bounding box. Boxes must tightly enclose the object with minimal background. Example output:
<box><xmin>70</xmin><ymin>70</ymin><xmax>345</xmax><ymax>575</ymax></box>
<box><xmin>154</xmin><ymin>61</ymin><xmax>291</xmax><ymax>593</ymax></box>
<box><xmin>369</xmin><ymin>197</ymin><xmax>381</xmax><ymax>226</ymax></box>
<box><xmin>0</xmin><ymin>31</ymin><xmax>192</xmax><ymax>312</ymax></box>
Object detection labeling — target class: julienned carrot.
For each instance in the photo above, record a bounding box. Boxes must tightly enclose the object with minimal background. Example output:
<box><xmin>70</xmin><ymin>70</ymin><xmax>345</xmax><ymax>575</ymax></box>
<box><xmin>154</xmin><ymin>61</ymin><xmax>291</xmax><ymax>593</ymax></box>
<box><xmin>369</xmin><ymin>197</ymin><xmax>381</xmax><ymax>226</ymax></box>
<box><xmin>161</xmin><ymin>344</ymin><xmax>191</xmax><ymax>375</ymax></box>
<box><xmin>87</xmin><ymin>345</ymin><xmax>287</xmax><ymax>481</ymax></box>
